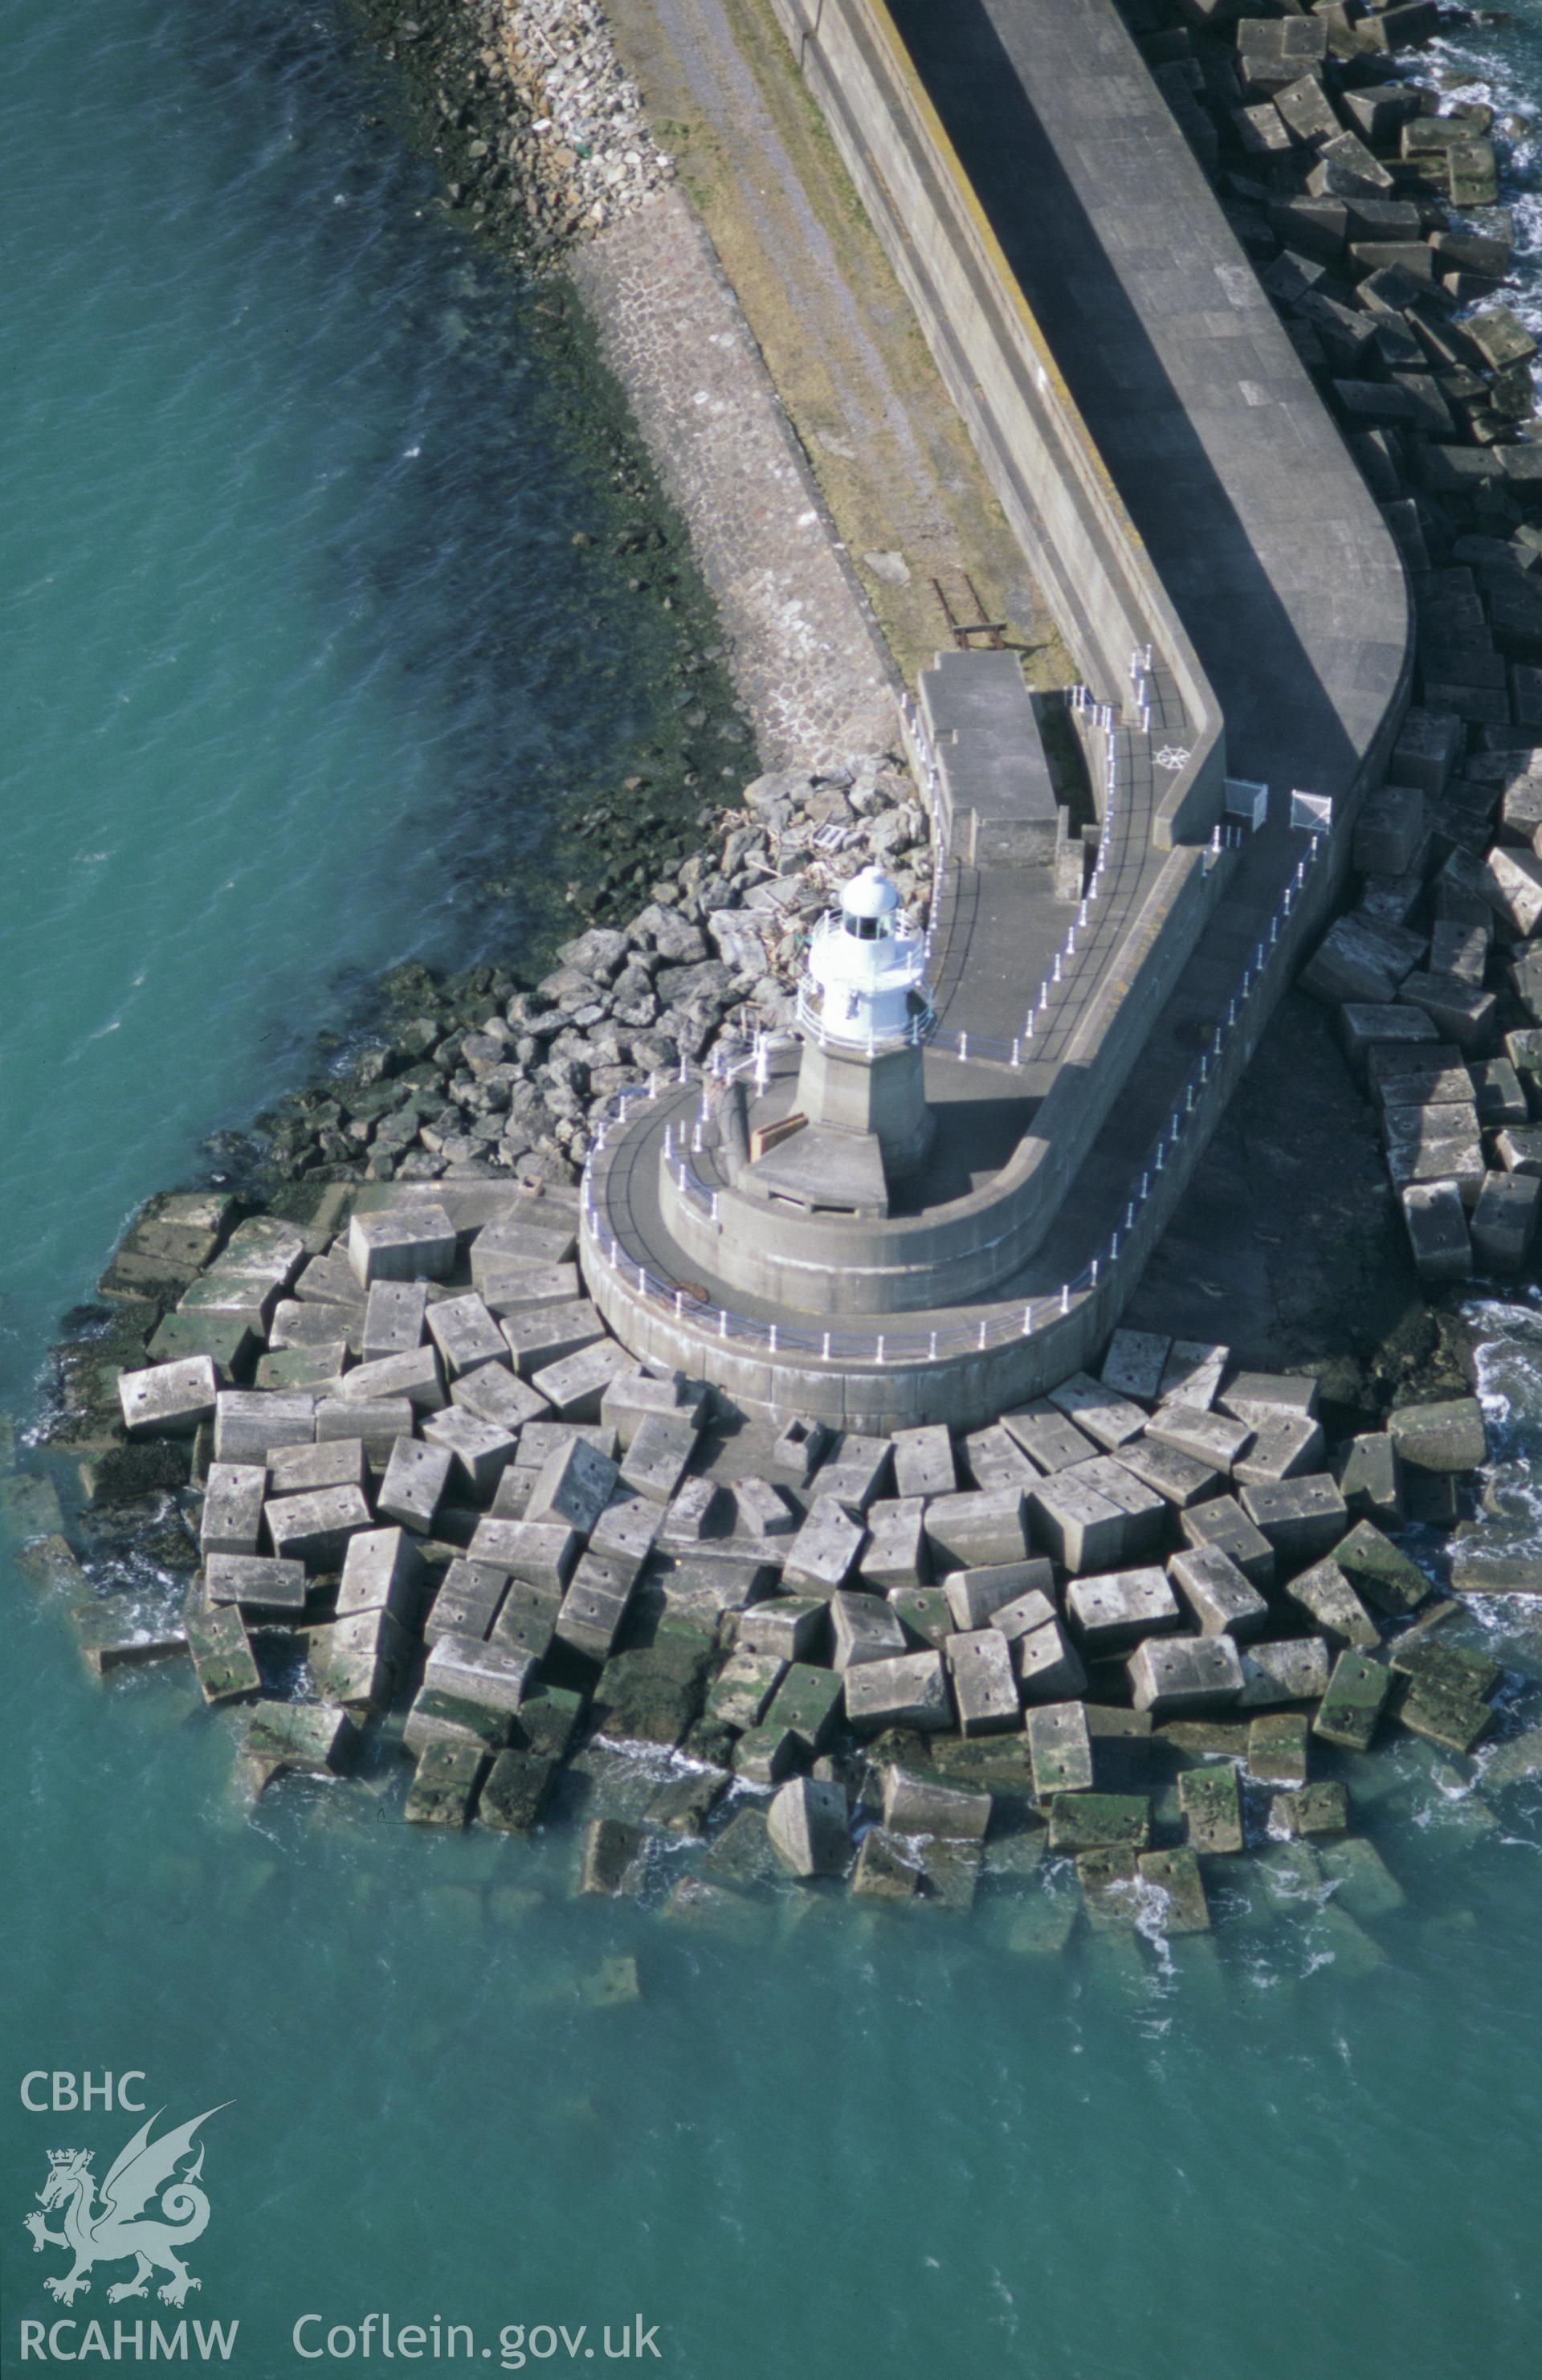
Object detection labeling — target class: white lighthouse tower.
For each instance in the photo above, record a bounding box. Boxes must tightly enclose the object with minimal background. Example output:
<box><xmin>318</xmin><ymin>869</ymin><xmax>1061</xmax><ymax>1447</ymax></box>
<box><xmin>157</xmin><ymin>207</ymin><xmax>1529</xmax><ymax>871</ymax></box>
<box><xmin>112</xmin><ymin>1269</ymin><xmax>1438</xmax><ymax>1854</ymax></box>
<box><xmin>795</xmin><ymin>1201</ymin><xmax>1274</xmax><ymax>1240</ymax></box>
<box><xmin>781</xmin><ymin>864</ymin><xmax>936</xmax><ymax>1186</ymax></box>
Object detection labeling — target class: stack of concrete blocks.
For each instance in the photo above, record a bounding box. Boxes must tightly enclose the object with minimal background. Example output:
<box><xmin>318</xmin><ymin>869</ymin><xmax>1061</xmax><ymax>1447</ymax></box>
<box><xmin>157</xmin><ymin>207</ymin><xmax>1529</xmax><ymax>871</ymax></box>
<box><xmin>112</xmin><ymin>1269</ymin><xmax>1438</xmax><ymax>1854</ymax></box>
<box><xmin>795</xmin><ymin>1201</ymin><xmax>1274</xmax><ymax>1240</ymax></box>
<box><xmin>113</xmin><ymin>1189</ymin><xmax>1496</xmax><ymax>1916</ymax></box>
<box><xmin>1306</xmin><ymin>746</ymin><xmax>1542</xmax><ymax>1281</ymax></box>
<box><xmin>118</xmin><ymin>1182</ymin><xmax>655</xmax><ymax>1780</ymax></box>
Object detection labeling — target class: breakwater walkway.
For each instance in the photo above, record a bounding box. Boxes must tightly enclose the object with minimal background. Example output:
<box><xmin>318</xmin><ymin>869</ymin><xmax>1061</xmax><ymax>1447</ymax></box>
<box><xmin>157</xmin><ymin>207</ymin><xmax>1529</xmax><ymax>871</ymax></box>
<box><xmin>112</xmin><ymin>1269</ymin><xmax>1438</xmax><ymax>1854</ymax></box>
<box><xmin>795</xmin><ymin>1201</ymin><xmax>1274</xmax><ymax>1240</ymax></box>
<box><xmin>581</xmin><ymin>0</ymin><xmax>1411</xmax><ymax>1425</ymax></box>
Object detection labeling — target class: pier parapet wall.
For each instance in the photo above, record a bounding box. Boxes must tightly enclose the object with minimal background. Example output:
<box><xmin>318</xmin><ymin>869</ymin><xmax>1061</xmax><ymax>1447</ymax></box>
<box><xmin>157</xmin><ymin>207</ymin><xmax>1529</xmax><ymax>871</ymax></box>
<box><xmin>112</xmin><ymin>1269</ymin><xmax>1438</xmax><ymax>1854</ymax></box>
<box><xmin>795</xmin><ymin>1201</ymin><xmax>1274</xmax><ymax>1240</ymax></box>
<box><xmin>766</xmin><ymin>0</ymin><xmax>1226</xmax><ymax>851</ymax></box>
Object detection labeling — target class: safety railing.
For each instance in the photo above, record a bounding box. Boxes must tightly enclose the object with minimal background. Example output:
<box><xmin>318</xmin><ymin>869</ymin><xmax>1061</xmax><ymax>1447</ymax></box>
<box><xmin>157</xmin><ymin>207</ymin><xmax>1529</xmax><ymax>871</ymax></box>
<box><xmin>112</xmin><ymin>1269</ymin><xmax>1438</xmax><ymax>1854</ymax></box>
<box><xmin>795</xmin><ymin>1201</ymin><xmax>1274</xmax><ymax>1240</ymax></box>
<box><xmin>581</xmin><ymin>814</ymin><xmax>1333</xmax><ymax>1366</ymax></box>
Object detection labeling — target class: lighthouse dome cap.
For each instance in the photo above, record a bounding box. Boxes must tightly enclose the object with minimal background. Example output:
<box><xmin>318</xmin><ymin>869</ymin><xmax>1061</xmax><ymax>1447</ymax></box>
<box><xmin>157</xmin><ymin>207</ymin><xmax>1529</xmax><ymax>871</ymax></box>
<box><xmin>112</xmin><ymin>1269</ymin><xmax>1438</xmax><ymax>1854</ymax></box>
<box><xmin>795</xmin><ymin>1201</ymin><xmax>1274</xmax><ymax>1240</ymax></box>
<box><xmin>840</xmin><ymin>864</ymin><xmax>901</xmax><ymax>921</ymax></box>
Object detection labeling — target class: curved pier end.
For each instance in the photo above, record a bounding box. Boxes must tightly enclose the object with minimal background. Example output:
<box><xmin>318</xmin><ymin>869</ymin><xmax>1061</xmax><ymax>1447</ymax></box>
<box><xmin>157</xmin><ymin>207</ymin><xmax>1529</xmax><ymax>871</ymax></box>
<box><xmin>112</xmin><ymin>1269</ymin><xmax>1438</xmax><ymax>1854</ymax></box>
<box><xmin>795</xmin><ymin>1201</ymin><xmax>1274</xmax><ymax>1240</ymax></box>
<box><xmin>583</xmin><ymin>0</ymin><xmax>1413</xmax><ymax>1427</ymax></box>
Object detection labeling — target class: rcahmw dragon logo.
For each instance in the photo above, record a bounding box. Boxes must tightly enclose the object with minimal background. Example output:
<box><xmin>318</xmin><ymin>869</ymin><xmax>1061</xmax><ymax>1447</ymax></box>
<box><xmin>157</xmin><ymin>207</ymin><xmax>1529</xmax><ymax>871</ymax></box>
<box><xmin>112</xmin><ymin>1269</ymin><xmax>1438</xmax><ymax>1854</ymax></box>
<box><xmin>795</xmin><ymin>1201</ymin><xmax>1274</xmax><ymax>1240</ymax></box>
<box><xmin>23</xmin><ymin>2105</ymin><xmax>229</xmax><ymax>2309</ymax></box>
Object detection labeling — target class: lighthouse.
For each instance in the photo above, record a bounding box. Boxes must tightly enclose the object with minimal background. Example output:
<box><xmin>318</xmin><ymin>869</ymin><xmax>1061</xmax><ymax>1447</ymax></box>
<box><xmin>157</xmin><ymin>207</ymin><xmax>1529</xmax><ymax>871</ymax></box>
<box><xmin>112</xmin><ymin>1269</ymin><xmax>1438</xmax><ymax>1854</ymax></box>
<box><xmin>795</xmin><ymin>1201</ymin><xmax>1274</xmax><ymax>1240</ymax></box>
<box><xmin>783</xmin><ymin>863</ymin><xmax>936</xmax><ymax>1184</ymax></box>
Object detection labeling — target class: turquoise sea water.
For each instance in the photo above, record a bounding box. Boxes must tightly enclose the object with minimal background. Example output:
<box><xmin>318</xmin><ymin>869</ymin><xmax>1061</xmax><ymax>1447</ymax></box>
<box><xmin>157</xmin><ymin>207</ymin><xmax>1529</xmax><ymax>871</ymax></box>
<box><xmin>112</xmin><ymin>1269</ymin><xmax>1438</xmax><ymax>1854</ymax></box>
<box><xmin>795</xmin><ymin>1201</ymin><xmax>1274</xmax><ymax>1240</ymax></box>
<box><xmin>6</xmin><ymin>3</ymin><xmax>1542</xmax><ymax>2375</ymax></box>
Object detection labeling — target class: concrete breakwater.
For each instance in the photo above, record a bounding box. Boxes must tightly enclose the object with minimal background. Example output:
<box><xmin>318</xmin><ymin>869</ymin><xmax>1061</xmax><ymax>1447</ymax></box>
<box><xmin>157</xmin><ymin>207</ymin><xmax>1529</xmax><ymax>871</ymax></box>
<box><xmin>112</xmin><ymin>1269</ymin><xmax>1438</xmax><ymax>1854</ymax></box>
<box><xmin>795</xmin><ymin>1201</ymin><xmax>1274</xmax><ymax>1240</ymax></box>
<box><xmin>11</xmin><ymin>0</ymin><xmax>1542</xmax><ymax>1965</ymax></box>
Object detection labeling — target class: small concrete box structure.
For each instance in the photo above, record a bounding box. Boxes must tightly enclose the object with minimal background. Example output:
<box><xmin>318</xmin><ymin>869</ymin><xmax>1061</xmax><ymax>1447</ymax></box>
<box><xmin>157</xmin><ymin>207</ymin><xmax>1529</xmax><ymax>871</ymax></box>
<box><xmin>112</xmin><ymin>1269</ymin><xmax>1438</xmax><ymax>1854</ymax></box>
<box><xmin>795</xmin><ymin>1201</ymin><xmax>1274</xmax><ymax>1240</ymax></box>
<box><xmin>919</xmin><ymin>649</ymin><xmax>1063</xmax><ymax>867</ymax></box>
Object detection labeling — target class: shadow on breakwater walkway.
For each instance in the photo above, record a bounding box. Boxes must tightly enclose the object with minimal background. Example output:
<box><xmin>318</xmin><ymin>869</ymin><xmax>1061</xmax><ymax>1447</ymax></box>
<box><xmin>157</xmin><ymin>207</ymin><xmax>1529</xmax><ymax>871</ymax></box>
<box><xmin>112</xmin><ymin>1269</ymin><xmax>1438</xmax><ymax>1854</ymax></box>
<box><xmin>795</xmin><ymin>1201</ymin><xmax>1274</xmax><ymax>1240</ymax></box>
<box><xmin>888</xmin><ymin>0</ymin><xmax>1407</xmax><ymax>803</ymax></box>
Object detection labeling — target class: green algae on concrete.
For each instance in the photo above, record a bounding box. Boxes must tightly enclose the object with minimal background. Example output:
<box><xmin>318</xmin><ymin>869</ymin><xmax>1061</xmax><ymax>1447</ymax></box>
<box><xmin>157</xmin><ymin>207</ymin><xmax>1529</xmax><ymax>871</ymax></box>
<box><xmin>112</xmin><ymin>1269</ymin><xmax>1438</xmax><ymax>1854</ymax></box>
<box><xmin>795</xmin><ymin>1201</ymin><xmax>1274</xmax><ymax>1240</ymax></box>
<box><xmin>1314</xmin><ymin>1651</ymin><xmax>1392</xmax><ymax>1753</ymax></box>
<box><xmin>1046</xmin><ymin>1793</ymin><xmax>1152</xmax><ymax>1855</ymax></box>
<box><xmin>1178</xmin><ymin>1763</ymin><xmax>1244</xmax><ymax>1854</ymax></box>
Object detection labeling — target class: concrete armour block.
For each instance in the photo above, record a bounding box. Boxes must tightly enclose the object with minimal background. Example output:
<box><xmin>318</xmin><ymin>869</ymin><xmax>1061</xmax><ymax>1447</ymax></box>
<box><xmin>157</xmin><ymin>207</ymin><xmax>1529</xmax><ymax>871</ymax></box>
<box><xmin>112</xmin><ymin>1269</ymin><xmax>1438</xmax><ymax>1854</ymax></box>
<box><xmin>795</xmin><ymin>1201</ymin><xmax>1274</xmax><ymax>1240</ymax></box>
<box><xmin>426</xmin><ymin>1292</ymin><xmax>508</xmax><ymax>1380</ymax></box>
<box><xmin>308</xmin><ymin>1606</ymin><xmax>410</xmax><ymax>1712</ymax></box>
<box><xmin>339</xmin><ymin>1345</ymin><xmax>447</xmax><ymax>1412</ymax></box>
<box><xmin>336</xmin><ymin>1525</ymin><xmax>424</xmax><ymax>1623</ymax></box>
<box><xmin>315</xmin><ymin>1397</ymin><xmax>414</xmax><ymax>1465</ymax></box>
<box><xmin>1067</xmin><ymin>1567</ymin><xmax>1181</xmax><ymax>1652</ymax></box>
<box><xmin>421</xmin><ymin>1406</ymin><xmax>519</xmax><ymax>1497</ymax></box>
<box><xmin>203</xmin><ymin>1551</ymin><xmax>308</xmax><ymax>1619</ymax></box>
<box><xmin>524</xmin><ymin>1433</ymin><xmax>621</xmax><ymax>1533</ymax></box>
<box><xmin>1239</xmin><ymin>1476</ymin><xmax>1348</xmax><ymax>1566</ymax></box>
<box><xmin>120</xmin><ymin>1356</ymin><xmax>220</xmax><ymax>1439</ymax></box>
<box><xmin>418</xmin><ymin>1631</ymin><xmax>532</xmax><ymax>1745</ymax></box>
<box><xmin>859</xmin><ymin>1497</ymin><xmax>928</xmax><ymax>1592</ymax></box>
<box><xmin>985</xmin><ymin>1583</ymin><xmax>1058</xmax><ymax>1641</ymax></box>
<box><xmin>532</xmin><ymin>1336</ymin><xmax>635</xmax><ymax>1420</ymax></box>
<box><xmin>830</xmin><ymin>1587</ymin><xmax>908</xmax><ymax>1670</ymax></box>
<box><xmin>349</xmin><ymin>1204</ymin><xmax>457</xmax><ymax>1288</ymax></box>
<box><xmin>962</xmin><ymin>1423</ymin><xmax>1037</xmax><ymax>1493</ymax></box>
<box><xmin>1402</xmin><ymin>1178</ymin><xmax>1475</xmax><ymax>1280</ymax></box>
<box><xmin>733</xmin><ymin>1475</ymin><xmax>798</xmax><ymax>1539</ymax></box>
<box><xmin>185</xmin><ymin>1599</ymin><xmax>261</xmax><ymax>1707</ymax></box>
<box><xmin>1059</xmin><ymin>1456</ymin><xmax>1169</xmax><ymax>1555</ymax></box>
<box><xmin>1169</xmin><ymin>1544</ymin><xmax>1271</xmax><ymax>1637</ymax></box>
<box><xmin>590</xmin><ymin>1493</ymin><xmax>664</xmax><ymax>1569</ymax></box>
<box><xmin>361</xmin><ymin>1279</ymin><xmax>429</xmax><ymax>1361</ymax></box>
<box><xmin>1232</xmin><ymin>1413</ymin><xmax>1327</xmax><ymax>1487</ymax></box>
<box><xmin>377</xmin><ymin>1436</ymin><xmax>453</xmax><ymax>1535</ymax></box>
<box><xmin>1100</xmin><ymin>1329</ymin><xmax>1171</xmax><ymax>1404</ymax></box>
<box><xmin>479</xmin><ymin>1263</ymin><xmax>581</xmax><ymax>1317</ymax></box>
<box><xmin>426</xmin><ymin>1559</ymin><xmax>508</xmax><ymax>1644</ymax></box>
<box><xmin>268</xmin><ymin>1438</ymin><xmax>366</xmax><ymax>1497</ymax></box>
<box><xmin>1334</xmin><ymin>1518</ymin><xmax>1430</xmax><ymax>1616</ymax></box>
<box><xmin>767</xmin><ymin>1777</ymin><xmax>850</xmax><ymax>1877</ymax></box>
<box><xmin>1284</xmin><ymin>1556</ymin><xmax>1380</xmax><ymax>1648</ymax></box>
<box><xmin>1180</xmin><ymin>1494</ymin><xmax>1275</xmax><ymax>1590</ymax></box>
<box><xmin>1313</xmin><ymin>1648</ymin><xmax>1391</xmax><ymax>1750</ymax></box>
<box><xmin>1178</xmin><ymin>1765</ymin><xmax>1244</xmax><ymax>1855</ymax></box>
<box><xmin>784</xmin><ymin>1496</ymin><xmax>867</xmax><ymax>1595</ymax></box>
<box><xmin>891</xmin><ymin>1424</ymin><xmax>957</xmax><ymax>1498</ymax></box>
<box><xmin>1046</xmin><ymin>1792</ymin><xmax>1150</xmax><ymax>1855</ymax></box>
<box><xmin>1047</xmin><ymin>1371</ymin><xmax>1147</xmax><ymax>1448</ymax></box>
<box><xmin>1147</xmin><ymin>1406</ymin><xmax>1254</xmax><ymax>1468</ymax></box>
<box><xmin>213</xmin><ymin>1391</ymin><xmax>316</xmax><ymax>1468</ymax></box>
<box><xmin>922</xmin><ymin>1487</ymin><xmax>1030</xmax><ymax>1572</ymax></box>
<box><xmin>1238</xmin><ymin>1638</ymin><xmax>1332</xmax><ymax>1707</ymax></box>
<box><xmin>1118</xmin><ymin>1435</ymin><xmax>1222</xmax><ymax>1508</ymax></box>
<box><xmin>1386</xmin><ymin>1397</ymin><xmax>1487</xmax><ymax>1472</ymax></box>
<box><xmin>1128</xmin><ymin>1634</ymin><xmax>1245</xmax><ymax>1716</ymax></box>
<box><xmin>708</xmin><ymin>1648</ymin><xmax>787</xmax><ymax>1731</ymax></box>
<box><xmin>599</xmin><ymin>1369</ymin><xmax>704</xmax><ymax>1449</ymax></box>
<box><xmin>1015</xmin><ymin>1619</ymin><xmax>1087</xmax><ymax>1705</ymax></box>
<box><xmin>944</xmin><ymin>1557</ymin><xmax>1054</xmax><ymax>1631</ymax></box>
<box><xmin>471</xmin><ymin>1214</ymin><xmax>576</xmax><ymax>1280</ymax></box>
<box><xmin>1354</xmin><ymin>782</ymin><xmax>1425</xmax><ymax>875</ymax></box>
<box><xmin>661</xmin><ymin>1475</ymin><xmax>728</xmax><ymax>1544</ymax></box>
<box><xmin>736</xmin><ymin>1597</ymin><xmax>829</xmax><ymax>1663</ymax></box>
<box><xmin>468</xmin><ymin>1516</ymin><xmax>579</xmax><ymax>1595</ymax></box>
<box><xmin>619</xmin><ymin>1413</ymin><xmax>700</xmax><ymax>1506</ymax></box>
<box><xmin>1001</xmin><ymin>1400</ymin><xmax>1098</xmax><ymax>1472</ymax></box>
<box><xmin>766</xmin><ymin>1662</ymin><xmax>844</xmax><ymax>1755</ymax></box>
<box><xmin>843</xmin><ymin>1650</ymin><xmax>952</xmax><ymax>1732</ymax></box>
<box><xmin>1156</xmin><ymin>1341</ymin><xmax>1229</xmax><ymax>1410</ymax></box>
<box><xmin>1474</xmin><ymin>1151</ymin><xmax>1539</xmax><ymax>1269</ymax></box>
<box><xmin>263</xmin><ymin>1484</ymin><xmax>374</xmax><ymax>1570</ymax></box>
<box><xmin>1247</xmin><ymin>1713</ymin><xmax>1308</xmax><ymax>1788</ymax></box>
<box><xmin>767</xmin><ymin>1415</ymin><xmax>833</xmax><ymax>1487</ymax></box>
<box><xmin>1481</xmin><ymin>844</ymin><xmax>1542</xmax><ymax>935</ymax></box>
<box><xmin>811</xmin><ymin>1432</ymin><xmax>895</xmax><ymax>1511</ymax></box>
<box><xmin>1136</xmin><ymin>1847</ymin><xmax>1211</xmax><ymax>1933</ymax></box>
<box><xmin>1338</xmin><ymin>1432</ymin><xmax>1403</xmax><ymax>1526</ymax></box>
<box><xmin>1028</xmin><ymin>1700</ymin><xmax>1094</xmax><ymax>1796</ymax></box>
<box><xmin>946</xmin><ymin>1628</ymin><xmax>1022</xmax><ymax>1736</ymax></box>
<box><xmin>1027</xmin><ymin>1474</ymin><xmax>1127</xmax><ymax>1573</ymax></box>
<box><xmin>503</xmin><ymin>1300</ymin><xmax>606</xmax><ymax>1377</ymax></box>
<box><xmin>200</xmin><ymin>1464</ymin><xmax>266</xmax><ymax>1558</ymax></box>
<box><xmin>882</xmin><ymin>1765</ymin><xmax>992</xmax><ymax>1839</ymax></box>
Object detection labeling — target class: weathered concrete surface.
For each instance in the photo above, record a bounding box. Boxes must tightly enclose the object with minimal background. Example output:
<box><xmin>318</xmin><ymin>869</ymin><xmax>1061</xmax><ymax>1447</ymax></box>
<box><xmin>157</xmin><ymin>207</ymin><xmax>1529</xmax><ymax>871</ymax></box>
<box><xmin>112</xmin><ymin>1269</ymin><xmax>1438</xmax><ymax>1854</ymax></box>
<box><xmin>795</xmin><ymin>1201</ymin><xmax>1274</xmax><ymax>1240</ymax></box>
<box><xmin>597</xmin><ymin>0</ymin><xmax>1063</xmax><ymax>687</ymax></box>
<box><xmin>569</xmin><ymin>186</ymin><xmax>900</xmax><ymax>766</ymax></box>
<box><xmin>883</xmin><ymin>0</ymin><xmax>1406</xmax><ymax>802</ymax></box>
